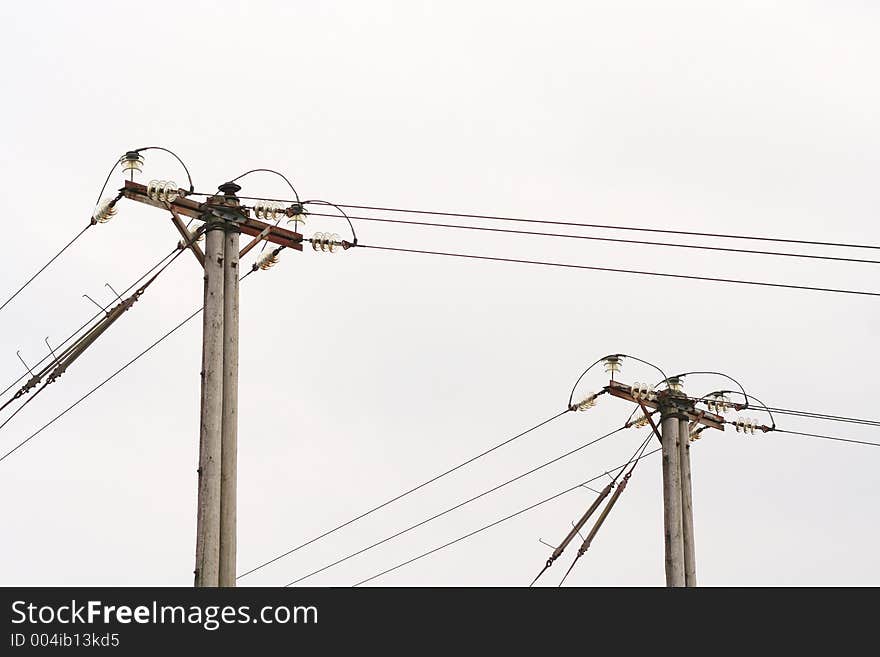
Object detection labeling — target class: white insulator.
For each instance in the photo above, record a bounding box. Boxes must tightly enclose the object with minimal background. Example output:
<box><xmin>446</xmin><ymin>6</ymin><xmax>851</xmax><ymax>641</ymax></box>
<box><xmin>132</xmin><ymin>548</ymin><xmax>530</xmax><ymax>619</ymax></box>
<box><xmin>92</xmin><ymin>198</ymin><xmax>118</xmax><ymax>223</ymax></box>
<box><xmin>733</xmin><ymin>418</ymin><xmax>757</xmax><ymax>435</ymax></box>
<box><xmin>256</xmin><ymin>251</ymin><xmax>280</xmax><ymax>270</ymax></box>
<box><xmin>667</xmin><ymin>377</ymin><xmax>684</xmax><ymax>393</ymax></box>
<box><xmin>287</xmin><ymin>212</ymin><xmax>307</xmax><ymax>227</ymax></box>
<box><xmin>146</xmin><ymin>180</ymin><xmax>179</xmax><ymax>203</ymax></box>
<box><xmin>254</xmin><ymin>201</ymin><xmax>284</xmax><ymax>221</ymax></box>
<box><xmin>631</xmin><ymin>382</ymin><xmax>656</xmax><ymax>402</ymax></box>
<box><xmin>632</xmin><ymin>414</ymin><xmax>650</xmax><ymax>428</ymax></box>
<box><xmin>311</xmin><ymin>232</ymin><xmax>341</xmax><ymax>253</ymax></box>
<box><xmin>119</xmin><ymin>152</ymin><xmax>144</xmax><ymax>175</ymax></box>
<box><xmin>573</xmin><ymin>393</ymin><xmax>598</xmax><ymax>412</ymax></box>
<box><xmin>603</xmin><ymin>356</ymin><xmax>622</xmax><ymax>374</ymax></box>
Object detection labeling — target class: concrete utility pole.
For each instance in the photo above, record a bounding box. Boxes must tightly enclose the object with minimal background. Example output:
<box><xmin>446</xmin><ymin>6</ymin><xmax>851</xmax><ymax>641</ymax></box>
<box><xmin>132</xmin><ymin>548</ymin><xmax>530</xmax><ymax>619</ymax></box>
<box><xmin>607</xmin><ymin>378</ymin><xmax>716</xmax><ymax>587</ymax></box>
<box><xmin>679</xmin><ymin>416</ymin><xmax>697</xmax><ymax>587</ymax></box>
<box><xmin>122</xmin><ymin>178</ymin><xmax>303</xmax><ymax>587</ymax></box>
<box><xmin>195</xmin><ymin>182</ymin><xmax>242</xmax><ymax>588</ymax></box>
<box><xmin>194</xmin><ymin>220</ymin><xmax>225</xmax><ymax>587</ymax></box>
<box><xmin>660</xmin><ymin>402</ymin><xmax>685</xmax><ymax>587</ymax></box>
<box><xmin>219</xmin><ymin>194</ymin><xmax>241</xmax><ymax>588</ymax></box>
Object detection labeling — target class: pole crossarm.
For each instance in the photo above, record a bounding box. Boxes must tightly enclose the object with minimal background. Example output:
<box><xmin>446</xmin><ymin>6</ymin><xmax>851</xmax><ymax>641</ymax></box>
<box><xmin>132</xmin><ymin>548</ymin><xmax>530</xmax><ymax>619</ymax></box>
<box><xmin>122</xmin><ymin>180</ymin><xmax>303</xmax><ymax>252</ymax></box>
<box><xmin>605</xmin><ymin>380</ymin><xmax>725</xmax><ymax>431</ymax></box>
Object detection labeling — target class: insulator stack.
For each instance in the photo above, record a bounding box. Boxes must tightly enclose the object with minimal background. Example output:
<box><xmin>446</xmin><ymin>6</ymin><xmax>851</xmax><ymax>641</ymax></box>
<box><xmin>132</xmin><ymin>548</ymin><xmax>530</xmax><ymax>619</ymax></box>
<box><xmin>630</xmin><ymin>382</ymin><xmax>657</xmax><ymax>402</ymax></box>
<box><xmin>733</xmin><ymin>418</ymin><xmax>758</xmax><ymax>435</ymax></box>
<box><xmin>689</xmin><ymin>429</ymin><xmax>703</xmax><ymax>442</ymax></box>
<box><xmin>254</xmin><ymin>201</ymin><xmax>284</xmax><ymax>221</ymax></box>
<box><xmin>603</xmin><ymin>356</ymin><xmax>622</xmax><ymax>375</ymax></box>
<box><xmin>706</xmin><ymin>393</ymin><xmax>730</xmax><ymax>415</ymax></box>
<box><xmin>311</xmin><ymin>232</ymin><xmax>342</xmax><ymax>253</ymax></box>
<box><xmin>667</xmin><ymin>376</ymin><xmax>684</xmax><ymax>393</ymax></box>
<box><xmin>119</xmin><ymin>151</ymin><xmax>144</xmax><ymax>175</ymax></box>
<box><xmin>146</xmin><ymin>180</ymin><xmax>179</xmax><ymax>203</ymax></box>
<box><xmin>256</xmin><ymin>250</ymin><xmax>280</xmax><ymax>270</ymax></box>
<box><xmin>92</xmin><ymin>198</ymin><xmax>118</xmax><ymax>223</ymax></box>
<box><xmin>572</xmin><ymin>393</ymin><xmax>599</xmax><ymax>412</ymax></box>
<box><xmin>632</xmin><ymin>414</ymin><xmax>651</xmax><ymax>428</ymax></box>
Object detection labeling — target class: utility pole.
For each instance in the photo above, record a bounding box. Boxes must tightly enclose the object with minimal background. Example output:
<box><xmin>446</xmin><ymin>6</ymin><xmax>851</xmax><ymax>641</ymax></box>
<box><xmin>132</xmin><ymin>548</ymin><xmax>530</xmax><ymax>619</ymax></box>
<box><xmin>219</xmin><ymin>185</ymin><xmax>241</xmax><ymax>588</ymax></box>
<box><xmin>660</xmin><ymin>400</ymin><xmax>685</xmax><ymax>587</ymax></box>
<box><xmin>679</xmin><ymin>415</ymin><xmax>697</xmax><ymax>587</ymax></box>
<box><xmin>607</xmin><ymin>377</ymin><xmax>719</xmax><ymax>587</ymax></box>
<box><xmin>194</xmin><ymin>216</ymin><xmax>224</xmax><ymax>586</ymax></box>
<box><xmin>121</xmin><ymin>178</ymin><xmax>303</xmax><ymax>587</ymax></box>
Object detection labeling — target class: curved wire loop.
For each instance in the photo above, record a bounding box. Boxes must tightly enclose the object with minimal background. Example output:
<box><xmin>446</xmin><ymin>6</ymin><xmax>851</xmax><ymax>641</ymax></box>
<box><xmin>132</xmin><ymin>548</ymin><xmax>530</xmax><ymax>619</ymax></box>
<box><xmin>230</xmin><ymin>168</ymin><xmax>301</xmax><ymax>203</ymax></box>
<box><xmin>302</xmin><ymin>199</ymin><xmax>358</xmax><ymax>245</ymax></box>
<box><xmin>567</xmin><ymin>353</ymin><xmax>670</xmax><ymax>409</ymax></box>
<box><xmin>134</xmin><ymin>146</ymin><xmax>195</xmax><ymax>193</ymax></box>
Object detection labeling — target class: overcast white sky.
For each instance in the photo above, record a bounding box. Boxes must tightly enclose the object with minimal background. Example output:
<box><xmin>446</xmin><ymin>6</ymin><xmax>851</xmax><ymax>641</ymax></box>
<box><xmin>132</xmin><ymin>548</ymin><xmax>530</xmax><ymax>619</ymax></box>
<box><xmin>1</xmin><ymin>1</ymin><xmax>878</xmax><ymax>586</ymax></box>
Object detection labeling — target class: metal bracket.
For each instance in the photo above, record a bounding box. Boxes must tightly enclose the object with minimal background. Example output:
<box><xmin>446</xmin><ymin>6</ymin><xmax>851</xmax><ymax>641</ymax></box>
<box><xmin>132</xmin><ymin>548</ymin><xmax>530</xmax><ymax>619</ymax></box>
<box><xmin>168</xmin><ymin>205</ymin><xmax>205</xmax><ymax>267</ymax></box>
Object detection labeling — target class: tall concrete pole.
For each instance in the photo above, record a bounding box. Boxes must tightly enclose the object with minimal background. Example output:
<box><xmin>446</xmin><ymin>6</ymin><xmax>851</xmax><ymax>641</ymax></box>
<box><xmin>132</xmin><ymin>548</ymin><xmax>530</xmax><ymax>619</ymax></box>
<box><xmin>194</xmin><ymin>223</ymin><xmax>225</xmax><ymax>587</ymax></box>
<box><xmin>219</xmin><ymin>226</ymin><xmax>240</xmax><ymax>587</ymax></box>
<box><xmin>678</xmin><ymin>417</ymin><xmax>697</xmax><ymax>587</ymax></box>
<box><xmin>660</xmin><ymin>404</ymin><xmax>685</xmax><ymax>587</ymax></box>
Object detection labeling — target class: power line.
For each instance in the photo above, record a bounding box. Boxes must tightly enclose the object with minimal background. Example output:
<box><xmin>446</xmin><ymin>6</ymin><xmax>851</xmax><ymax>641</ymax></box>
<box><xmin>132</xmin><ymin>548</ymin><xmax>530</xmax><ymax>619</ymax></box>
<box><xmin>352</xmin><ymin>447</ymin><xmax>662</xmax><ymax>587</ymax></box>
<box><xmin>772</xmin><ymin>428</ymin><xmax>880</xmax><ymax>448</ymax></box>
<box><xmin>356</xmin><ymin>244</ymin><xmax>880</xmax><ymax>298</ymax></box>
<box><xmin>283</xmin><ymin>425</ymin><xmax>629</xmax><ymax>586</ymax></box>
<box><xmin>0</xmin><ymin>247</ymin><xmax>187</xmax><ymax>433</ymax></box>
<box><xmin>237</xmin><ymin>409</ymin><xmax>572</xmax><ymax>580</ymax></box>
<box><xmin>0</xmin><ymin>269</ymin><xmax>256</xmax><ymax>466</ymax></box>
<box><xmin>307</xmin><ymin>211</ymin><xmax>880</xmax><ymax>266</ymax></box>
<box><xmin>762</xmin><ymin>407</ymin><xmax>880</xmax><ymax>428</ymax></box>
<box><xmin>0</xmin><ymin>246</ymin><xmax>183</xmax><ymax>402</ymax></box>
<box><xmin>189</xmin><ymin>193</ymin><xmax>880</xmax><ymax>253</ymax></box>
<box><xmin>0</xmin><ymin>223</ymin><xmax>93</xmax><ymax>315</ymax></box>
<box><xmin>329</xmin><ymin>203</ymin><xmax>880</xmax><ymax>252</ymax></box>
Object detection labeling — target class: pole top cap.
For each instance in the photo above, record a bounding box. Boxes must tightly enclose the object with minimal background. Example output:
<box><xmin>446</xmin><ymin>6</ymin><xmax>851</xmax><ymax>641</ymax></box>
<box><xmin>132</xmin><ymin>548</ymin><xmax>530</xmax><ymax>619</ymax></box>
<box><xmin>217</xmin><ymin>181</ymin><xmax>242</xmax><ymax>196</ymax></box>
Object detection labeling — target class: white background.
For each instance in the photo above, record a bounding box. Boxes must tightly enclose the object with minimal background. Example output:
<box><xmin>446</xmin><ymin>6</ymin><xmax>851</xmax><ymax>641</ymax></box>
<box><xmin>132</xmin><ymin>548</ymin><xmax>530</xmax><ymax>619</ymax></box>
<box><xmin>0</xmin><ymin>1</ymin><xmax>877</xmax><ymax>586</ymax></box>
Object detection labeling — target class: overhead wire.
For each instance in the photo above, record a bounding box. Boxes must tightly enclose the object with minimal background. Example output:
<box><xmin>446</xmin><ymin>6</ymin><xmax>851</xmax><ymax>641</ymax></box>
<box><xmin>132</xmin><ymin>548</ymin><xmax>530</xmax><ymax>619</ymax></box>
<box><xmin>0</xmin><ymin>224</ymin><xmax>93</xmax><ymax>315</ymax></box>
<box><xmin>187</xmin><ymin>194</ymin><xmax>880</xmax><ymax>253</ymax></box>
<box><xmin>0</xmin><ymin>247</ymin><xmax>188</xmax><ymax>433</ymax></box>
<box><xmin>307</xmin><ymin>211</ymin><xmax>880</xmax><ymax>266</ymax></box>
<box><xmin>355</xmin><ymin>244</ymin><xmax>880</xmax><ymax>298</ymax></box>
<box><xmin>330</xmin><ymin>202</ymin><xmax>880</xmax><ymax>252</ymax></box>
<box><xmin>530</xmin><ymin>429</ymin><xmax>652</xmax><ymax>586</ymax></box>
<box><xmin>557</xmin><ymin>433</ymin><xmax>653</xmax><ymax>587</ymax></box>
<box><xmin>352</xmin><ymin>447</ymin><xmax>662</xmax><ymax>587</ymax></box>
<box><xmin>0</xmin><ymin>268</ymin><xmax>257</xmax><ymax>466</ymax></box>
<box><xmin>0</xmin><ymin>246</ymin><xmax>182</xmax><ymax>402</ymax></box>
<box><xmin>771</xmin><ymin>428</ymin><xmax>880</xmax><ymax>448</ymax></box>
<box><xmin>237</xmin><ymin>409</ymin><xmax>572</xmax><ymax>580</ymax></box>
<box><xmin>282</xmin><ymin>425</ymin><xmax>629</xmax><ymax>587</ymax></box>
<box><xmin>761</xmin><ymin>407</ymin><xmax>880</xmax><ymax>428</ymax></box>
